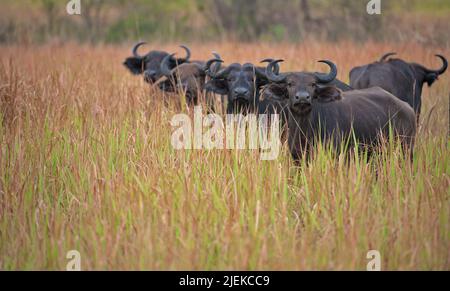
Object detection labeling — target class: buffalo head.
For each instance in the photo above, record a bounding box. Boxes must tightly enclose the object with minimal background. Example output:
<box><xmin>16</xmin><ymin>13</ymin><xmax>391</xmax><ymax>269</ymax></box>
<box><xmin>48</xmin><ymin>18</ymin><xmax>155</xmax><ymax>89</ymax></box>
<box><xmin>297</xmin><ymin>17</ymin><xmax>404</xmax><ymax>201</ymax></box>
<box><xmin>123</xmin><ymin>42</ymin><xmax>191</xmax><ymax>83</ymax></box>
<box><xmin>158</xmin><ymin>53</ymin><xmax>221</xmax><ymax>105</ymax></box>
<box><xmin>265</xmin><ymin>59</ymin><xmax>340</xmax><ymax>115</ymax></box>
<box><xmin>204</xmin><ymin>58</ymin><xmax>280</xmax><ymax>113</ymax></box>
<box><xmin>410</xmin><ymin>54</ymin><xmax>448</xmax><ymax>87</ymax></box>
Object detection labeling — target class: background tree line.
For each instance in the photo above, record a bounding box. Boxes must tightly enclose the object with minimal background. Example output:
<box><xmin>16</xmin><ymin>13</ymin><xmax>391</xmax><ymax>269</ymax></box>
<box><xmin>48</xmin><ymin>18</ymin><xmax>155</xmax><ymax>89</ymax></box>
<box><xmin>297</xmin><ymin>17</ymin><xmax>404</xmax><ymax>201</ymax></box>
<box><xmin>0</xmin><ymin>0</ymin><xmax>449</xmax><ymax>45</ymax></box>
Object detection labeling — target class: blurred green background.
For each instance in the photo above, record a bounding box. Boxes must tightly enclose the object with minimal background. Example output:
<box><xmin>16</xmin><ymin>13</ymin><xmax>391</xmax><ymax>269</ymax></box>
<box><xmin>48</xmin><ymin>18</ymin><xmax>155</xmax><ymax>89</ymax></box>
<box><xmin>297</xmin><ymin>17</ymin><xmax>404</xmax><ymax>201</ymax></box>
<box><xmin>1</xmin><ymin>0</ymin><xmax>449</xmax><ymax>44</ymax></box>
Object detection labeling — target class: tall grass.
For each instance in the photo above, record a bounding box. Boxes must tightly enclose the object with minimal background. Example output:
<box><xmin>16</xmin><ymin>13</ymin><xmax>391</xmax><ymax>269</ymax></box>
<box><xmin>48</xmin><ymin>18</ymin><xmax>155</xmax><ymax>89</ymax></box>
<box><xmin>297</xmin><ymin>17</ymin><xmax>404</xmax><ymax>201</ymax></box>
<box><xmin>0</xmin><ymin>42</ymin><xmax>449</xmax><ymax>270</ymax></box>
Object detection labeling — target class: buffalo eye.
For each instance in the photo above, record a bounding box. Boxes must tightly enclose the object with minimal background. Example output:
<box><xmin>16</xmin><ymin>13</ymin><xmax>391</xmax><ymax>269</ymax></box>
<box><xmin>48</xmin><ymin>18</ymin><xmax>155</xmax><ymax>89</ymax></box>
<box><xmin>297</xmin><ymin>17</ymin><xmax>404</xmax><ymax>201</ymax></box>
<box><xmin>287</xmin><ymin>82</ymin><xmax>294</xmax><ymax>87</ymax></box>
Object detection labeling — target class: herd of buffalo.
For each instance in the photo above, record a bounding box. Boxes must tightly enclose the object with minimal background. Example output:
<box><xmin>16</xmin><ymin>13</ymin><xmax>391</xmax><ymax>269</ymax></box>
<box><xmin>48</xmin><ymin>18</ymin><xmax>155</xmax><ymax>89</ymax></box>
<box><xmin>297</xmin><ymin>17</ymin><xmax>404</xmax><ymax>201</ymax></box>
<box><xmin>123</xmin><ymin>42</ymin><xmax>448</xmax><ymax>160</ymax></box>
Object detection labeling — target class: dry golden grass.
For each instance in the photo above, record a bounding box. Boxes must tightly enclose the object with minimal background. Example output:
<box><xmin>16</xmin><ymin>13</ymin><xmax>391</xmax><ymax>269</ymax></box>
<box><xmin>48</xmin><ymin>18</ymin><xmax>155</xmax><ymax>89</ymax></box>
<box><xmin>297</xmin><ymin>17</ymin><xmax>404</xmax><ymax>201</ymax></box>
<box><xmin>0</xmin><ymin>41</ymin><xmax>449</xmax><ymax>270</ymax></box>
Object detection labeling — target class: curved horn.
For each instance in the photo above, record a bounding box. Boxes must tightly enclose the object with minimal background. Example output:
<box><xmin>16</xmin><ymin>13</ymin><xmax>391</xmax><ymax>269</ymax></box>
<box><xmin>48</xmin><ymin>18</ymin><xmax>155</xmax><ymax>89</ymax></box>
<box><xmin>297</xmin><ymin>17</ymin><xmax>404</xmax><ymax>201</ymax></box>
<box><xmin>261</xmin><ymin>58</ymin><xmax>280</xmax><ymax>74</ymax></box>
<box><xmin>265</xmin><ymin>59</ymin><xmax>286</xmax><ymax>83</ymax></box>
<box><xmin>132</xmin><ymin>42</ymin><xmax>147</xmax><ymax>58</ymax></box>
<box><xmin>179</xmin><ymin>45</ymin><xmax>191</xmax><ymax>62</ymax></box>
<box><xmin>212</xmin><ymin>52</ymin><xmax>221</xmax><ymax>60</ymax></box>
<box><xmin>379</xmin><ymin>52</ymin><xmax>396</xmax><ymax>62</ymax></box>
<box><xmin>315</xmin><ymin>60</ymin><xmax>337</xmax><ymax>83</ymax></box>
<box><xmin>204</xmin><ymin>58</ymin><xmax>234</xmax><ymax>79</ymax></box>
<box><xmin>204</xmin><ymin>58</ymin><xmax>223</xmax><ymax>77</ymax></box>
<box><xmin>426</xmin><ymin>54</ymin><xmax>448</xmax><ymax>75</ymax></box>
<box><xmin>211</xmin><ymin>52</ymin><xmax>222</xmax><ymax>73</ymax></box>
<box><xmin>161</xmin><ymin>53</ymin><xmax>176</xmax><ymax>78</ymax></box>
<box><xmin>212</xmin><ymin>63</ymin><xmax>233</xmax><ymax>79</ymax></box>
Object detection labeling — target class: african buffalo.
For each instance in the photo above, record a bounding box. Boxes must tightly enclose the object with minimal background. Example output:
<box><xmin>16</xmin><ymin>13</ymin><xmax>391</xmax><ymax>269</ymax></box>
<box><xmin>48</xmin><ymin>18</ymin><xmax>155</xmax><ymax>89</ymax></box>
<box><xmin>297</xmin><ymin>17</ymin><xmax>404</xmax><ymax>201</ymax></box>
<box><xmin>349</xmin><ymin>53</ymin><xmax>448</xmax><ymax>118</ymax></box>
<box><xmin>157</xmin><ymin>53</ymin><xmax>222</xmax><ymax>107</ymax></box>
<box><xmin>265</xmin><ymin>59</ymin><xmax>417</xmax><ymax>161</ymax></box>
<box><xmin>123</xmin><ymin>42</ymin><xmax>193</xmax><ymax>83</ymax></box>
<box><xmin>204</xmin><ymin>57</ymin><xmax>354</xmax><ymax>142</ymax></box>
<box><xmin>203</xmin><ymin>58</ymin><xmax>313</xmax><ymax>114</ymax></box>
<box><xmin>204</xmin><ymin>58</ymin><xmax>275</xmax><ymax>114</ymax></box>
<box><xmin>261</xmin><ymin>59</ymin><xmax>354</xmax><ymax>137</ymax></box>
<box><xmin>201</xmin><ymin>57</ymin><xmax>293</xmax><ymax>145</ymax></box>
<box><xmin>261</xmin><ymin>60</ymin><xmax>353</xmax><ymax>111</ymax></box>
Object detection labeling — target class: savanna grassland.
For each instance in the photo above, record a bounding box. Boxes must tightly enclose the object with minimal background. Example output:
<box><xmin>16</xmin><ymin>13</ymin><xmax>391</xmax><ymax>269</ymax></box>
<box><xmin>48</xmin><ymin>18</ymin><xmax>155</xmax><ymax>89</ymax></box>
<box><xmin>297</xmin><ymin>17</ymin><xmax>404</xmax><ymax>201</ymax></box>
<box><xmin>0</xmin><ymin>42</ymin><xmax>449</xmax><ymax>270</ymax></box>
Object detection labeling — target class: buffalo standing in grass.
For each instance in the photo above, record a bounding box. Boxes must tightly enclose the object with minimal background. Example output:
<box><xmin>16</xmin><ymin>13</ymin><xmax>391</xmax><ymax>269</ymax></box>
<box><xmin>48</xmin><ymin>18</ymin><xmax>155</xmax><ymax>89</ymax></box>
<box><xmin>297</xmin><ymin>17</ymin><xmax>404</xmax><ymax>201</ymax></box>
<box><xmin>204</xmin><ymin>58</ymin><xmax>280</xmax><ymax>114</ymax></box>
<box><xmin>204</xmin><ymin>57</ymin><xmax>354</xmax><ymax>141</ymax></box>
<box><xmin>265</xmin><ymin>59</ymin><xmax>417</xmax><ymax>161</ymax></box>
<box><xmin>123</xmin><ymin>42</ymin><xmax>196</xmax><ymax>83</ymax></box>
<box><xmin>349</xmin><ymin>53</ymin><xmax>448</xmax><ymax>118</ymax></box>
<box><xmin>203</xmin><ymin>58</ymin><xmax>291</xmax><ymax>143</ymax></box>
<box><xmin>203</xmin><ymin>58</ymin><xmax>327</xmax><ymax>116</ymax></box>
<box><xmin>157</xmin><ymin>52</ymin><xmax>222</xmax><ymax>108</ymax></box>
<box><xmin>262</xmin><ymin>59</ymin><xmax>354</xmax><ymax>125</ymax></box>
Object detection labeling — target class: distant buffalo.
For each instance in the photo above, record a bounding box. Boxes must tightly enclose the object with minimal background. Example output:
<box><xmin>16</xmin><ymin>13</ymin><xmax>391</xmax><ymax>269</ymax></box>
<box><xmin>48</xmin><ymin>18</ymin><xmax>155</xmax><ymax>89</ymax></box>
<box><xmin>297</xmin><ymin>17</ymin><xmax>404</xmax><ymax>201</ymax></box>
<box><xmin>123</xmin><ymin>42</ymin><xmax>194</xmax><ymax>83</ymax></box>
<box><xmin>204</xmin><ymin>58</ymin><xmax>277</xmax><ymax>114</ymax></box>
<box><xmin>349</xmin><ymin>53</ymin><xmax>448</xmax><ymax>118</ymax></box>
<box><xmin>265</xmin><ymin>59</ymin><xmax>417</xmax><ymax>160</ymax></box>
<box><xmin>157</xmin><ymin>52</ymin><xmax>222</xmax><ymax>107</ymax></box>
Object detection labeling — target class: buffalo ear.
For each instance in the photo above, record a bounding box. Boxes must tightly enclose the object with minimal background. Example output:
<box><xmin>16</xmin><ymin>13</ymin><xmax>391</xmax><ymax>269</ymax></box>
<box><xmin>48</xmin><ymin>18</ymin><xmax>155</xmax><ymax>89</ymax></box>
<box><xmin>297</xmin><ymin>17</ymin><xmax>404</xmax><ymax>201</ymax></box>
<box><xmin>158</xmin><ymin>79</ymin><xmax>176</xmax><ymax>92</ymax></box>
<box><xmin>205</xmin><ymin>79</ymin><xmax>228</xmax><ymax>95</ymax></box>
<box><xmin>174</xmin><ymin>58</ymin><xmax>186</xmax><ymax>66</ymax></box>
<box><xmin>256</xmin><ymin>76</ymin><xmax>270</xmax><ymax>87</ymax></box>
<box><xmin>264</xmin><ymin>83</ymin><xmax>288</xmax><ymax>99</ymax></box>
<box><xmin>165</xmin><ymin>58</ymin><xmax>187</xmax><ymax>72</ymax></box>
<box><xmin>315</xmin><ymin>85</ymin><xmax>342</xmax><ymax>102</ymax></box>
<box><xmin>123</xmin><ymin>57</ymin><xmax>145</xmax><ymax>75</ymax></box>
<box><xmin>425</xmin><ymin>72</ymin><xmax>438</xmax><ymax>87</ymax></box>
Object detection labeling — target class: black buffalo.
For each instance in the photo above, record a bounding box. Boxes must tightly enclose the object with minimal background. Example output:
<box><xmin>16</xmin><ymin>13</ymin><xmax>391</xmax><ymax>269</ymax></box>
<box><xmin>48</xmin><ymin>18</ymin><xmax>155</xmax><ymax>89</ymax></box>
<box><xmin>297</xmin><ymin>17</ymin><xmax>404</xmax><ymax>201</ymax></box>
<box><xmin>202</xmin><ymin>58</ymin><xmax>313</xmax><ymax>115</ymax></box>
<box><xmin>203</xmin><ymin>58</ymin><xmax>292</xmax><ymax>144</ymax></box>
<box><xmin>204</xmin><ymin>57</ymin><xmax>354</xmax><ymax>142</ymax></box>
<box><xmin>262</xmin><ymin>59</ymin><xmax>354</xmax><ymax>110</ymax></box>
<box><xmin>261</xmin><ymin>59</ymin><xmax>354</xmax><ymax>138</ymax></box>
<box><xmin>349</xmin><ymin>53</ymin><xmax>448</xmax><ymax>118</ymax></box>
<box><xmin>157</xmin><ymin>53</ymin><xmax>222</xmax><ymax>108</ymax></box>
<box><xmin>123</xmin><ymin>42</ymin><xmax>193</xmax><ymax>83</ymax></box>
<box><xmin>265</xmin><ymin>59</ymin><xmax>417</xmax><ymax>161</ymax></box>
<box><xmin>204</xmin><ymin>58</ymin><xmax>277</xmax><ymax>114</ymax></box>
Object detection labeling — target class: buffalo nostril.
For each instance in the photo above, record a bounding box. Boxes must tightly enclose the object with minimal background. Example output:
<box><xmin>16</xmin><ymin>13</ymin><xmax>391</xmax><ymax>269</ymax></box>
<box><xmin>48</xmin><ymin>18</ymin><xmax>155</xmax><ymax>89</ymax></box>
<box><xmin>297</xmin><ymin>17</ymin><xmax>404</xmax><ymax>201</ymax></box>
<box><xmin>234</xmin><ymin>88</ymin><xmax>249</xmax><ymax>96</ymax></box>
<box><xmin>295</xmin><ymin>92</ymin><xmax>310</xmax><ymax>101</ymax></box>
